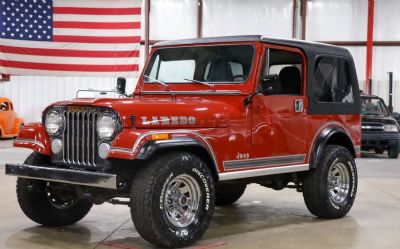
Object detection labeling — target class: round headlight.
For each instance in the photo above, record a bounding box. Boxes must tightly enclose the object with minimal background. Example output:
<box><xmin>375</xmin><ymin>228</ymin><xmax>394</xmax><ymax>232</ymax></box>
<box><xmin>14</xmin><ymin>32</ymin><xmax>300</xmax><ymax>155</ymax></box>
<box><xmin>97</xmin><ymin>113</ymin><xmax>116</xmax><ymax>140</ymax></box>
<box><xmin>45</xmin><ymin>110</ymin><xmax>63</xmax><ymax>135</ymax></box>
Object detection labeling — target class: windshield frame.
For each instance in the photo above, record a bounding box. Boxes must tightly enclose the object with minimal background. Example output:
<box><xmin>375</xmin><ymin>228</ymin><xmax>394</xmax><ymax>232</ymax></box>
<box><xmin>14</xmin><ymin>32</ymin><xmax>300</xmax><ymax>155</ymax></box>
<box><xmin>142</xmin><ymin>43</ymin><xmax>256</xmax><ymax>85</ymax></box>
<box><xmin>361</xmin><ymin>96</ymin><xmax>389</xmax><ymax>116</ymax></box>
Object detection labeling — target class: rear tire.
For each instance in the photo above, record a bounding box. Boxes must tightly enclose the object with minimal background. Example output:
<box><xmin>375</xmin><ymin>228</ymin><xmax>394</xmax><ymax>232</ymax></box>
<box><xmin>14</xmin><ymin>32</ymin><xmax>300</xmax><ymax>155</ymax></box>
<box><xmin>388</xmin><ymin>142</ymin><xmax>399</xmax><ymax>159</ymax></box>
<box><xmin>215</xmin><ymin>184</ymin><xmax>246</xmax><ymax>206</ymax></box>
<box><xmin>130</xmin><ymin>152</ymin><xmax>215</xmax><ymax>248</ymax></box>
<box><xmin>16</xmin><ymin>152</ymin><xmax>93</xmax><ymax>226</ymax></box>
<box><xmin>302</xmin><ymin>145</ymin><xmax>357</xmax><ymax>219</ymax></box>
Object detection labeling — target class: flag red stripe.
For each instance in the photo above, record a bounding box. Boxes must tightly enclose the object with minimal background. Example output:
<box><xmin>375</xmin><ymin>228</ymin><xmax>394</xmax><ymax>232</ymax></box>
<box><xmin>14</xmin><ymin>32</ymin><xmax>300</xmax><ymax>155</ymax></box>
<box><xmin>53</xmin><ymin>35</ymin><xmax>141</xmax><ymax>44</ymax></box>
<box><xmin>0</xmin><ymin>45</ymin><xmax>139</xmax><ymax>58</ymax></box>
<box><xmin>53</xmin><ymin>21</ymin><xmax>141</xmax><ymax>29</ymax></box>
<box><xmin>53</xmin><ymin>7</ymin><xmax>141</xmax><ymax>15</ymax></box>
<box><xmin>0</xmin><ymin>60</ymin><xmax>139</xmax><ymax>72</ymax></box>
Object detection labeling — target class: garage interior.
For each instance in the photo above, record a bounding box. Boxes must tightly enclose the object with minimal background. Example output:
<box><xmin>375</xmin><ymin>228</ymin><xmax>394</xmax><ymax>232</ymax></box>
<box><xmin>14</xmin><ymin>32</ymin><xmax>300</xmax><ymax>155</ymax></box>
<box><xmin>1</xmin><ymin>0</ymin><xmax>400</xmax><ymax>249</ymax></box>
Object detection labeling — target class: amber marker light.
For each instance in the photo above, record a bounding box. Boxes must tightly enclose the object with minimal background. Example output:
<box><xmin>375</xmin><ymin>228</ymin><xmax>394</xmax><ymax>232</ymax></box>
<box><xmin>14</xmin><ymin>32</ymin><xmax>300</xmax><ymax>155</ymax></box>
<box><xmin>150</xmin><ymin>133</ymin><xmax>171</xmax><ymax>140</ymax></box>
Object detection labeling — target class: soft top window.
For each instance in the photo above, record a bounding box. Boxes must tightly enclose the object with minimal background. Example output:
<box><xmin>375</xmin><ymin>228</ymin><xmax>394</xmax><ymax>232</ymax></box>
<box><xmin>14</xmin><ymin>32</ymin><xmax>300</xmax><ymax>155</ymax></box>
<box><xmin>314</xmin><ymin>57</ymin><xmax>354</xmax><ymax>103</ymax></box>
<box><xmin>144</xmin><ymin>45</ymin><xmax>254</xmax><ymax>84</ymax></box>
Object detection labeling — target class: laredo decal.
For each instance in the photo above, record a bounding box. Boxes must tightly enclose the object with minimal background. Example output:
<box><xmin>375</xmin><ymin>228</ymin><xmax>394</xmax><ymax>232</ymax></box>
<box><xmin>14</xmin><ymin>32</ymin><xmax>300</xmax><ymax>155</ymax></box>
<box><xmin>141</xmin><ymin>116</ymin><xmax>196</xmax><ymax>125</ymax></box>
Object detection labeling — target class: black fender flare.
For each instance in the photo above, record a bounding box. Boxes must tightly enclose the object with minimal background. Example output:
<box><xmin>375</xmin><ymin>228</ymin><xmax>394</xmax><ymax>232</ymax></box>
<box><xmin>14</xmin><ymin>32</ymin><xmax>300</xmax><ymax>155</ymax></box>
<box><xmin>135</xmin><ymin>136</ymin><xmax>219</xmax><ymax>179</ymax></box>
<box><xmin>310</xmin><ymin>125</ymin><xmax>355</xmax><ymax>169</ymax></box>
<box><xmin>135</xmin><ymin>136</ymin><xmax>205</xmax><ymax>160</ymax></box>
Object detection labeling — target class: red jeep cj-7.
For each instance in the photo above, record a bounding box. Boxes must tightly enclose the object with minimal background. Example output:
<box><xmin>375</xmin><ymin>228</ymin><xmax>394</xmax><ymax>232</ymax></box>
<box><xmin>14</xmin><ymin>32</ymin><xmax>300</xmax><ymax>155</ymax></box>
<box><xmin>6</xmin><ymin>36</ymin><xmax>361</xmax><ymax>248</ymax></box>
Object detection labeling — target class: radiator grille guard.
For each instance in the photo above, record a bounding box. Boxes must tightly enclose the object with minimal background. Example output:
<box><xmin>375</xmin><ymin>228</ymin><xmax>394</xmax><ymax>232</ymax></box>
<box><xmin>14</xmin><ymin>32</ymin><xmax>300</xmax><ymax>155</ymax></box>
<box><xmin>63</xmin><ymin>110</ymin><xmax>98</xmax><ymax>166</ymax></box>
<box><xmin>46</xmin><ymin>106</ymin><xmax>118</xmax><ymax>169</ymax></box>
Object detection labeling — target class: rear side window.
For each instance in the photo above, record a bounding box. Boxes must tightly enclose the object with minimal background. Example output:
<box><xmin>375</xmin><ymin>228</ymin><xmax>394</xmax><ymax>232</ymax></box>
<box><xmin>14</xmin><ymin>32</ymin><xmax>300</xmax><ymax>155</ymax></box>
<box><xmin>314</xmin><ymin>57</ymin><xmax>354</xmax><ymax>103</ymax></box>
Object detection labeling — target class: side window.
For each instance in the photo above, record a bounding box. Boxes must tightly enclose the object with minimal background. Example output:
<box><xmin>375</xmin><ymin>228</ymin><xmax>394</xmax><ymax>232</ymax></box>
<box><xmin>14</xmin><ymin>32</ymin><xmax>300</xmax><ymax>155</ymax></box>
<box><xmin>314</xmin><ymin>57</ymin><xmax>354</xmax><ymax>103</ymax></box>
<box><xmin>261</xmin><ymin>49</ymin><xmax>303</xmax><ymax>95</ymax></box>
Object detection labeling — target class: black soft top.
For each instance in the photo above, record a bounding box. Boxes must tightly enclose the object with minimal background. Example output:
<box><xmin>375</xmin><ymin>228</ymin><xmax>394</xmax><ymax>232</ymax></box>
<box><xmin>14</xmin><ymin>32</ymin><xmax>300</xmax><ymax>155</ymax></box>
<box><xmin>153</xmin><ymin>35</ymin><xmax>352</xmax><ymax>59</ymax></box>
<box><xmin>154</xmin><ymin>35</ymin><xmax>360</xmax><ymax>115</ymax></box>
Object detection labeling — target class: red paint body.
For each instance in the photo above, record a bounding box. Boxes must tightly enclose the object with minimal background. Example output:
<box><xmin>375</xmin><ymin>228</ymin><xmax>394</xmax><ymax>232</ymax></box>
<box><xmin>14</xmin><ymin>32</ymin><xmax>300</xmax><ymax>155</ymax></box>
<box><xmin>15</xmin><ymin>40</ymin><xmax>361</xmax><ymax>175</ymax></box>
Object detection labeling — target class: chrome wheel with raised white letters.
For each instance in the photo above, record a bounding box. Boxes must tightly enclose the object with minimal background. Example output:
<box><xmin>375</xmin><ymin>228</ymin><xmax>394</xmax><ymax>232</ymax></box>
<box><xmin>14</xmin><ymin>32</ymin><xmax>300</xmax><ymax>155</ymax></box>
<box><xmin>164</xmin><ymin>174</ymin><xmax>201</xmax><ymax>227</ymax></box>
<box><xmin>328</xmin><ymin>162</ymin><xmax>350</xmax><ymax>204</ymax></box>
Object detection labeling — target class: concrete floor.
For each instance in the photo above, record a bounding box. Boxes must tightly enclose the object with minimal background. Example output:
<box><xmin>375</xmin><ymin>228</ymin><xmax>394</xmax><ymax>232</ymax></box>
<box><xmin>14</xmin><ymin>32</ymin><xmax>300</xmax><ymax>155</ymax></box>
<box><xmin>0</xmin><ymin>138</ymin><xmax>399</xmax><ymax>249</ymax></box>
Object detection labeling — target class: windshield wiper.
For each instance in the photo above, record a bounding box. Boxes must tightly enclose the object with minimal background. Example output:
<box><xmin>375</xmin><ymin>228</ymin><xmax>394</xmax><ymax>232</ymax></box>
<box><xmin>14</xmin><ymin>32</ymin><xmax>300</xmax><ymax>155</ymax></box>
<box><xmin>184</xmin><ymin>78</ymin><xmax>214</xmax><ymax>87</ymax></box>
<box><xmin>143</xmin><ymin>75</ymin><xmax>168</xmax><ymax>87</ymax></box>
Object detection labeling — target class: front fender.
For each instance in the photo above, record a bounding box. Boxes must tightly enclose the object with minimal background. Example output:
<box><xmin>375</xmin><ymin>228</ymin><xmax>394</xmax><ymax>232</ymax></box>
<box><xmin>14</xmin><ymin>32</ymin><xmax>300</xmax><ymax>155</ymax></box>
<box><xmin>108</xmin><ymin>129</ymin><xmax>219</xmax><ymax>170</ymax></box>
<box><xmin>14</xmin><ymin>122</ymin><xmax>51</xmax><ymax>155</ymax></box>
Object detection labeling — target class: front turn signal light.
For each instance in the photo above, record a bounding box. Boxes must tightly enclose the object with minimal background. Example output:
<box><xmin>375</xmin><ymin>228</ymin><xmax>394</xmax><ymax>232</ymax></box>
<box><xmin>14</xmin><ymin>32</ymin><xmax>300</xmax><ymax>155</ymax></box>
<box><xmin>150</xmin><ymin>133</ymin><xmax>171</xmax><ymax>140</ymax></box>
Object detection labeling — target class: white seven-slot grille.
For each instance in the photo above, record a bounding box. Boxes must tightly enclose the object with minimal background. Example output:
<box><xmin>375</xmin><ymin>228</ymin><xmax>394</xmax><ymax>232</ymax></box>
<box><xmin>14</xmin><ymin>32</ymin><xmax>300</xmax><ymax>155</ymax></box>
<box><xmin>62</xmin><ymin>110</ymin><xmax>98</xmax><ymax>166</ymax></box>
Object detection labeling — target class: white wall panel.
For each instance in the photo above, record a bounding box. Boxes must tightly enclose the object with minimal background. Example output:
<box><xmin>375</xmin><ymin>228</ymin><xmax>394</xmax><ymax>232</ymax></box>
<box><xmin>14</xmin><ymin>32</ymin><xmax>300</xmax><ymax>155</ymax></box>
<box><xmin>343</xmin><ymin>46</ymin><xmax>366</xmax><ymax>86</ymax></box>
<box><xmin>150</xmin><ymin>0</ymin><xmax>198</xmax><ymax>40</ymax></box>
<box><xmin>202</xmin><ymin>0</ymin><xmax>293</xmax><ymax>38</ymax></box>
<box><xmin>374</xmin><ymin>0</ymin><xmax>400</xmax><ymax>41</ymax></box>
<box><xmin>372</xmin><ymin>47</ymin><xmax>400</xmax><ymax>82</ymax></box>
<box><xmin>306</xmin><ymin>0</ymin><xmax>367</xmax><ymax>41</ymax></box>
<box><xmin>0</xmin><ymin>77</ymin><xmax>138</xmax><ymax>123</ymax></box>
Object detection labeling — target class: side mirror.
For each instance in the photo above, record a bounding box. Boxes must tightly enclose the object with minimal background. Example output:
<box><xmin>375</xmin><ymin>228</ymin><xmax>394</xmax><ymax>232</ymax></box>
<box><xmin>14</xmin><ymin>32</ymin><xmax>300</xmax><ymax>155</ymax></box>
<box><xmin>243</xmin><ymin>74</ymin><xmax>279</xmax><ymax>106</ymax></box>
<box><xmin>393</xmin><ymin>112</ymin><xmax>400</xmax><ymax>119</ymax></box>
<box><xmin>260</xmin><ymin>74</ymin><xmax>279</xmax><ymax>95</ymax></box>
<box><xmin>116</xmin><ymin>77</ymin><xmax>126</xmax><ymax>95</ymax></box>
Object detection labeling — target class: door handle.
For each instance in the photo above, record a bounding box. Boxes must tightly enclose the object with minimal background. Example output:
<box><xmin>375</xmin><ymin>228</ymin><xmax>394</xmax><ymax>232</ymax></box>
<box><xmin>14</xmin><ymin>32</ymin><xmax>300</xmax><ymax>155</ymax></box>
<box><xmin>295</xmin><ymin>99</ymin><xmax>304</xmax><ymax>113</ymax></box>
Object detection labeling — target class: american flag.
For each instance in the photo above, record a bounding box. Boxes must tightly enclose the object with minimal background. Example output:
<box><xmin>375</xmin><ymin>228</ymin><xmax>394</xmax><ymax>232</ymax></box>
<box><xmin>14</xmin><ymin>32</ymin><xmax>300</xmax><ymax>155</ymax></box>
<box><xmin>0</xmin><ymin>0</ymin><xmax>141</xmax><ymax>77</ymax></box>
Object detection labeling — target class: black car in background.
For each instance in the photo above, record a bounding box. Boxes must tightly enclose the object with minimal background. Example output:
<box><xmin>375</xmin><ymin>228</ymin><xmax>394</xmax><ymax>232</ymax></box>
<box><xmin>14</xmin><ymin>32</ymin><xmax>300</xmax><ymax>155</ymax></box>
<box><xmin>361</xmin><ymin>95</ymin><xmax>400</xmax><ymax>158</ymax></box>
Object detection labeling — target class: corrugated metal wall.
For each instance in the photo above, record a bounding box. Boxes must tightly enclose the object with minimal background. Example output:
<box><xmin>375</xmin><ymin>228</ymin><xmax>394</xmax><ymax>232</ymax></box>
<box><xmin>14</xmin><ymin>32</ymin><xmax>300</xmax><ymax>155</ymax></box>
<box><xmin>306</xmin><ymin>0</ymin><xmax>400</xmax><ymax>112</ymax></box>
<box><xmin>0</xmin><ymin>77</ymin><xmax>137</xmax><ymax>123</ymax></box>
<box><xmin>1</xmin><ymin>0</ymin><xmax>400</xmax><ymax>123</ymax></box>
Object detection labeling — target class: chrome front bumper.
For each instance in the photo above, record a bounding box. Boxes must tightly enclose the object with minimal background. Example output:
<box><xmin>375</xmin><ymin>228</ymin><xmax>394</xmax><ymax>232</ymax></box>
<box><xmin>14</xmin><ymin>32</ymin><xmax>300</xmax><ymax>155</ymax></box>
<box><xmin>5</xmin><ymin>164</ymin><xmax>117</xmax><ymax>189</ymax></box>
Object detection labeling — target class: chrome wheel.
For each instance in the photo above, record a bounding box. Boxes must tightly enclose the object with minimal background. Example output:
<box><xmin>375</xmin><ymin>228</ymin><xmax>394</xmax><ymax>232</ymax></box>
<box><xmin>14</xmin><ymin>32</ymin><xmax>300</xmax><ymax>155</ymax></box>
<box><xmin>163</xmin><ymin>174</ymin><xmax>201</xmax><ymax>228</ymax></box>
<box><xmin>328</xmin><ymin>162</ymin><xmax>350</xmax><ymax>204</ymax></box>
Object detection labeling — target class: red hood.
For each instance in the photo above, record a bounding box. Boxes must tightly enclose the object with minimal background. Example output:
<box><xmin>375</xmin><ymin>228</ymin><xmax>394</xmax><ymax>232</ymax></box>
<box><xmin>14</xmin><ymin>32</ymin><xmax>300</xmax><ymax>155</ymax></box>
<box><xmin>52</xmin><ymin>96</ymin><xmax>231</xmax><ymax>128</ymax></box>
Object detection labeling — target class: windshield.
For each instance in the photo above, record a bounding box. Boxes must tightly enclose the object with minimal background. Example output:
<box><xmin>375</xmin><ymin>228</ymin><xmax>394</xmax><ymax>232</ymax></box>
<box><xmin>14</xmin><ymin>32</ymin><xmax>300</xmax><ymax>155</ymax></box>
<box><xmin>143</xmin><ymin>45</ymin><xmax>254</xmax><ymax>84</ymax></box>
<box><xmin>361</xmin><ymin>97</ymin><xmax>388</xmax><ymax>116</ymax></box>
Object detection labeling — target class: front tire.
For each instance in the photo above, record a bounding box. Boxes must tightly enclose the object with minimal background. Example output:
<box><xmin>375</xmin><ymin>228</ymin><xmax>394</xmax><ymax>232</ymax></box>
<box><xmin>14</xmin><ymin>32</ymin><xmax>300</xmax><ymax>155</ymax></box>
<box><xmin>303</xmin><ymin>145</ymin><xmax>358</xmax><ymax>219</ymax></box>
<box><xmin>130</xmin><ymin>152</ymin><xmax>215</xmax><ymax>248</ymax></box>
<box><xmin>388</xmin><ymin>142</ymin><xmax>399</xmax><ymax>159</ymax></box>
<box><xmin>16</xmin><ymin>152</ymin><xmax>93</xmax><ymax>226</ymax></box>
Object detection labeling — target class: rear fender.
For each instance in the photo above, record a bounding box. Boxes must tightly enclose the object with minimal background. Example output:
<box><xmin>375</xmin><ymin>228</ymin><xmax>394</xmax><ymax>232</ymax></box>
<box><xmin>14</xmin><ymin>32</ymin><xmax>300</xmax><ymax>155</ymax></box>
<box><xmin>14</xmin><ymin>122</ymin><xmax>51</xmax><ymax>155</ymax></box>
<box><xmin>310</xmin><ymin>125</ymin><xmax>355</xmax><ymax>169</ymax></box>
